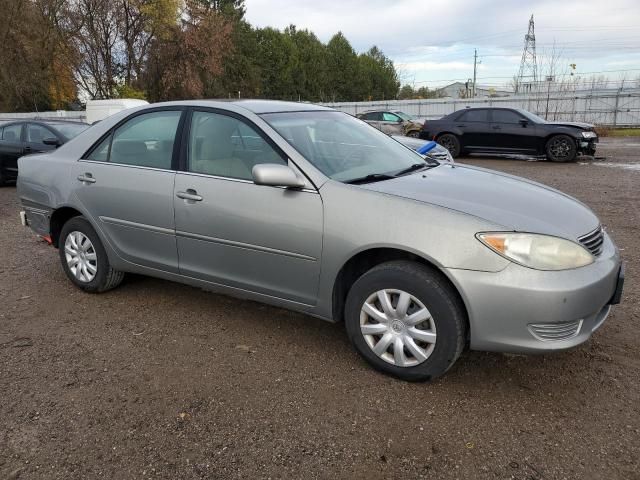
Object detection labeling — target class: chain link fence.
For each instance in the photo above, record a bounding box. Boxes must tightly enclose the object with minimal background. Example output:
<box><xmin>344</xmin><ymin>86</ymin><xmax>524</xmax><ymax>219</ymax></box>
<box><xmin>322</xmin><ymin>88</ymin><xmax>640</xmax><ymax>127</ymax></box>
<box><xmin>2</xmin><ymin>88</ymin><xmax>639</xmax><ymax>127</ymax></box>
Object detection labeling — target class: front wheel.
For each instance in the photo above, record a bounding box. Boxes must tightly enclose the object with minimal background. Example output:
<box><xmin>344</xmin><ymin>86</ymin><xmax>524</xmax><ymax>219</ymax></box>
<box><xmin>546</xmin><ymin>135</ymin><xmax>577</xmax><ymax>162</ymax></box>
<box><xmin>344</xmin><ymin>261</ymin><xmax>467</xmax><ymax>381</ymax></box>
<box><xmin>406</xmin><ymin>130</ymin><xmax>420</xmax><ymax>138</ymax></box>
<box><xmin>437</xmin><ymin>133</ymin><xmax>461</xmax><ymax>158</ymax></box>
<box><xmin>59</xmin><ymin>216</ymin><xmax>124</xmax><ymax>293</ymax></box>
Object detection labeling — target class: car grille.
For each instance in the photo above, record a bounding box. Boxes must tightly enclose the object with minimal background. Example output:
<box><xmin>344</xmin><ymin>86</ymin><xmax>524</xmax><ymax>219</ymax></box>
<box><xmin>578</xmin><ymin>226</ymin><xmax>604</xmax><ymax>256</ymax></box>
<box><xmin>528</xmin><ymin>320</ymin><xmax>583</xmax><ymax>341</ymax></box>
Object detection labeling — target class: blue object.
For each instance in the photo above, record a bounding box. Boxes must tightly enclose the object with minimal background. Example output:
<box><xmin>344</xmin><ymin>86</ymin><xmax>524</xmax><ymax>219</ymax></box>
<box><xmin>417</xmin><ymin>141</ymin><xmax>437</xmax><ymax>155</ymax></box>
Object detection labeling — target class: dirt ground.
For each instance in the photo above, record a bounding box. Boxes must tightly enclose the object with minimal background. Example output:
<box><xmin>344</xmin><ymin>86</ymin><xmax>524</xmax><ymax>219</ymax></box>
<box><xmin>1</xmin><ymin>137</ymin><xmax>638</xmax><ymax>480</ymax></box>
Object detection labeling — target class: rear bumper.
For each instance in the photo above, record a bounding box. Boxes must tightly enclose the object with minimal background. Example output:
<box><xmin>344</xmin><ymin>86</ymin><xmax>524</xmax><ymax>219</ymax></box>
<box><xmin>20</xmin><ymin>201</ymin><xmax>52</xmax><ymax>237</ymax></box>
<box><xmin>447</xmin><ymin>232</ymin><xmax>622</xmax><ymax>353</ymax></box>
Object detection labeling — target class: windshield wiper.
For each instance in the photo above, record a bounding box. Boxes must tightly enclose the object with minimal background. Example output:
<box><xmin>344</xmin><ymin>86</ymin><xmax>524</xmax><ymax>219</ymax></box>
<box><xmin>394</xmin><ymin>163</ymin><xmax>430</xmax><ymax>176</ymax></box>
<box><xmin>345</xmin><ymin>173</ymin><xmax>396</xmax><ymax>185</ymax></box>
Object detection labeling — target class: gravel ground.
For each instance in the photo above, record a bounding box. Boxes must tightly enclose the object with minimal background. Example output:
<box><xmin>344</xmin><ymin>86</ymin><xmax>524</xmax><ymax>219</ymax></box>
<box><xmin>1</xmin><ymin>137</ymin><xmax>638</xmax><ymax>479</ymax></box>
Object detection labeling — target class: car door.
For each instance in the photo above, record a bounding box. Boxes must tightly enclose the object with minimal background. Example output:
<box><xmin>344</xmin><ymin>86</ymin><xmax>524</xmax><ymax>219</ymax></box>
<box><xmin>452</xmin><ymin>109</ymin><xmax>491</xmax><ymax>150</ymax></box>
<box><xmin>380</xmin><ymin>112</ymin><xmax>404</xmax><ymax>135</ymax></box>
<box><xmin>25</xmin><ymin>123</ymin><xmax>59</xmax><ymax>155</ymax></box>
<box><xmin>489</xmin><ymin>109</ymin><xmax>538</xmax><ymax>153</ymax></box>
<box><xmin>73</xmin><ymin>108</ymin><xmax>183</xmax><ymax>272</ymax></box>
<box><xmin>0</xmin><ymin>122</ymin><xmax>26</xmax><ymax>181</ymax></box>
<box><xmin>360</xmin><ymin>112</ymin><xmax>382</xmax><ymax>131</ymax></box>
<box><xmin>174</xmin><ymin>109</ymin><xmax>323</xmax><ymax>305</ymax></box>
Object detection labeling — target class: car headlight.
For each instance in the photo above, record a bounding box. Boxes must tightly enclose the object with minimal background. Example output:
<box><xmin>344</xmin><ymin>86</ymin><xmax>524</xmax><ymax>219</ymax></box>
<box><xmin>581</xmin><ymin>131</ymin><xmax>597</xmax><ymax>139</ymax></box>
<box><xmin>442</xmin><ymin>149</ymin><xmax>454</xmax><ymax>163</ymax></box>
<box><xmin>477</xmin><ymin>232</ymin><xmax>594</xmax><ymax>270</ymax></box>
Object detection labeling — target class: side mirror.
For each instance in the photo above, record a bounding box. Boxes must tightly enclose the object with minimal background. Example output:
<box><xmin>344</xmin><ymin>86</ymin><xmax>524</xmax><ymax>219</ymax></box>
<box><xmin>252</xmin><ymin>164</ymin><xmax>305</xmax><ymax>189</ymax></box>
<box><xmin>518</xmin><ymin>119</ymin><xmax>528</xmax><ymax>127</ymax></box>
<box><xmin>43</xmin><ymin>137</ymin><xmax>61</xmax><ymax>147</ymax></box>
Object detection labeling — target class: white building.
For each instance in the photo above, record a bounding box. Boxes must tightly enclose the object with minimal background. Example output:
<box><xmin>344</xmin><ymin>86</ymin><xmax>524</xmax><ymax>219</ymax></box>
<box><xmin>436</xmin><ymin>82</ymin><xmax>513</xmax><ymax>99</ymax></box>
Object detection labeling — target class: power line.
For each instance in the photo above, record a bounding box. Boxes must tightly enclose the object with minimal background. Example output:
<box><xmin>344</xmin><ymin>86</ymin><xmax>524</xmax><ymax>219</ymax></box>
<box><xmin>409</xmin><ymin>68</ymin><xmax>640</xmax><ymax>85</ymax></box>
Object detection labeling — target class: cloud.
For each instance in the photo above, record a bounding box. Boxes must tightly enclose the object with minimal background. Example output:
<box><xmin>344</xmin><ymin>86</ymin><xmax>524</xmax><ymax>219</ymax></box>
<box><xmin>243</xmin><ymin>0</ymin><xmax>640</xmax><ymax>86</ymax></box>
<box><xmin>399</xmin><ymin>61</ymin><xmax>476</xmax><ymax>72</ymax></box>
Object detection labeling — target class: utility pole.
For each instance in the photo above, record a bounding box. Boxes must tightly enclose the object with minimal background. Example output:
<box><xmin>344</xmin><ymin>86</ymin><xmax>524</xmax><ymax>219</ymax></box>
<box><xmin>472</xmin><ymin>49</ymin><xmax>478</xmax><ymax>97</ymax></box>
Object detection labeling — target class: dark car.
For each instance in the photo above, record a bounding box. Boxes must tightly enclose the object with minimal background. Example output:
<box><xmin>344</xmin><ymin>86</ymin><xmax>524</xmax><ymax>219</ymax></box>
<box><xmin>419</xmin><ymin>107</ymin><xmax>598</xmax><ymax>162</ymax></box>
<box><xmin>0</xmin><ymin>119</ymin><xmax>89</xmax><ymax>185</ymax></box>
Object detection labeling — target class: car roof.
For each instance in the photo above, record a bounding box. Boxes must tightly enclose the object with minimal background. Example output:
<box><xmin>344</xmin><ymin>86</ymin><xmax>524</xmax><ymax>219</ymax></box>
<box><xmin>0</xmin><ymin>119</ymin><xmax>88</xmax><ymax>126</ymax></box>
<box><xmin>456</xmin><ymin>107</ymin><xmax>514</xmax><ymax>111</ymax></box>
<box><xmin>230</xmin><ymin>100</ymin><xmax>332</xmax><ymax>114</ymax></box>
<box><xmin>143</xmin><ymin>99</ymin><xmax>333</xmax><ymax>115</ymax></box>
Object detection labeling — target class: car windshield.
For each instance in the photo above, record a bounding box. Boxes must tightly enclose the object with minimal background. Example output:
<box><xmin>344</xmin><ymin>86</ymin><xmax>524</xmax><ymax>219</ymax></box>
<box><xmin>394</xmin><ymin>111</ymin><xmax>414</xmax><ymax>121</ymax></box>
<box><xmin>52</xmin><ymin>123</ymin><xmax>90</xmax><ymax>139</ymax></box>
<box><xmin>261</xmin><ymin>111</ymin><xmax>437</xmax><ymax>182</ymax></box>
<box><xmin>517</xmin><ymin>109</ymin><xmax>546</xmax><ymax>124</ymax></box>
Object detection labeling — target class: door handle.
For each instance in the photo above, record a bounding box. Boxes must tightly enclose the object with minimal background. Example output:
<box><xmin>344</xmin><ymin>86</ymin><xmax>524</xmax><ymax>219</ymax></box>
<box><xmin>176</xmin><ymin>190</ymin><xmax>203</xmax><ymax>202</ymax></box>
<box><xmin>456</xmin><ymin>124</ymin><xmax>467</xmax><ymax>128</ymax></box>
<box><xmin>77</xmin><ymin>173</ymin><xmax>96</xmax><ymax>184</ymax></box>
<box><xmin>491</xmin><ymin>125</ymin><xmax>501</xmax><ymax>130</ymax></box>
<box><xmin>24</xmin><ymin>146</ymin><xmax>32</xmax><ymax>153</ymax></box>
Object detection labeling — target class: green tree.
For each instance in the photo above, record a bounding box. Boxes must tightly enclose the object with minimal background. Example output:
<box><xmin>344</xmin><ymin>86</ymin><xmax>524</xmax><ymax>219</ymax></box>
<box><xmin>358</xmin><ymin>46</ymin><xmax>399</xmax><ymax>101</ymax></box>
<box><xmin>254</xmin><ymin>27</ymin><xmax>297</xmax><ymax>99</ymax></box>
<box><xmin>398</xmin><ymin>84</ymin><xmax>415</xmax><ymax>100</ymax></box>
<box><xmin>285</xmin><ymin>25</ymin><xmax>328</xmax><ymax>101</ymax></box>
<box><xmin>325</xmin><ymin>32</ymin><xmax>358</xmax><ymax>102</ymax></box>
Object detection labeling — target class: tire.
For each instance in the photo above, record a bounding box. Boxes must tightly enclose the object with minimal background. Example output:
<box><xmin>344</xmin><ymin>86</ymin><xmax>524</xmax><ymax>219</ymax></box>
<box><xmin>58</xmin><ymin>216</ymin><xmax>124</xmax><ymax>293</ymax></box>
<box><xmin>406</xmin><ymin>130</ymin><xmax>420</xmax><ymax>138</ymax></box>
<box><xmin>545</xmin><ymin>134</ymin><xmax>577</xmax><ymax>162</ymax></box>
<box><xmin>344</xmin><ymin>261</ymin><xmax>466</xmax><ymax>381</ymax></box>
<box><xmin>437</xmin><ymin>133</ymin><xmax>461</xmax><ymax>158</ymax></box>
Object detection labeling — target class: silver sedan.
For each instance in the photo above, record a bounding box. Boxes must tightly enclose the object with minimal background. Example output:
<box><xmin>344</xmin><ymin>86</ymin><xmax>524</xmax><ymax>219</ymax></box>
<box><xmin>17</xmin><ymin>100</ymin><xmax>624</xmax><ymax>381</ymax></box>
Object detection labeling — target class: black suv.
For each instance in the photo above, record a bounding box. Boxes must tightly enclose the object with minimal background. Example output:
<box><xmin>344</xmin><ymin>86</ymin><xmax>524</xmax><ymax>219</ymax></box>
<box><xmin>0</xmin><ymin>119</ymin><xmax>89</xmax><ymax>185</ymax></box>
<box><xmin>419</xmin><ymin>107</ymin><xmax>598</xmax><ymax>162</ymax></box>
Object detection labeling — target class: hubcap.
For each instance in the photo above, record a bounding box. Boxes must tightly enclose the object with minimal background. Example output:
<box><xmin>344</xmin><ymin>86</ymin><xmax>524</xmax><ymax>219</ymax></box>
<box><xmin>550</xmin><ymin>138</ymin><xmax>571</xmax><ymax>159</ymax></box>
<box><xmin>64</xmin><ymin>231</ymin><xmax>98</xmax><ymax>283</ymax></box>
<box><xmin>360</xmin><ymin>289</ymin><xmax>437</xmax><ymax>367</ymax></box>
<box><xmin>440</xmin><ymin>136</ymin><xmax>455</xmax><ymax>153</ymax></box>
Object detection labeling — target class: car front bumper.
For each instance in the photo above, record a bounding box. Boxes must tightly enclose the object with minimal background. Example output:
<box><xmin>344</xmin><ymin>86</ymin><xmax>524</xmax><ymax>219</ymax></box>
<box><xmin>577</xmin><ymin>136</ymin><xmax>598</xmax><ymax>155</ymax></box>
<box><xmin>446</xmin><ymin>232</ymin><xmax>622</xmax><ymax>353</ymax></box>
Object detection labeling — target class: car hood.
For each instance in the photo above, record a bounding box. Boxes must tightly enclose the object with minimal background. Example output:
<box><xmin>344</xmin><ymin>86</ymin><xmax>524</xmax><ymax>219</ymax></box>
<box><xmin>545</xmin><ymin>121</ymin><xmax>594</xmax><ymax>130</ymax></box>
<box><xmin>360</xmin><ymin>164</ymin><xmax>599</xmax><ymax>239</ymax></box>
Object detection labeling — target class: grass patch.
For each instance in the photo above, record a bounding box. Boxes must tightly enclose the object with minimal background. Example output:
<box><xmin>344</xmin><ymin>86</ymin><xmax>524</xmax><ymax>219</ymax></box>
<box><xmin>610</xmin><ymin>128</ymin><xmax>640</xmax><ymax>137</ymax></box>
<box><xmin>596</xmin><ymin>127</ymin><xmax>640</xmax><ymax>137</ymax></box>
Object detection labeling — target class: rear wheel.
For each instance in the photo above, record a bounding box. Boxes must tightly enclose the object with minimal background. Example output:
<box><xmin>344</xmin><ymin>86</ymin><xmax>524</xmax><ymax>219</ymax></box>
<box><xmin>344</xmin><ymin>261</ymin><xmax>466</xmax><ymax>381</ymax></box>
<box><xmin>59</xmin><ymin>217</ymin><xmax>124</xmax><ymax>293</ymax></box>
<box><xmin>546</xmin><ymin>135</ymin><xmax>577</xmax><ymax>162</ymax></box>
<box><xmin>437</xmin><ymin>133</ymin><xmax>461</xmax><ymax>158</ymax></box>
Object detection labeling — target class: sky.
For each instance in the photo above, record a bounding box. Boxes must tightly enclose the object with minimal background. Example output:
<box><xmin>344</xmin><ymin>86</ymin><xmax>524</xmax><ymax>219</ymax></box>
<box><xmin>243</xmin><ymin>0</ymin><xmax>640</xmax><ymax>90</ymax></box>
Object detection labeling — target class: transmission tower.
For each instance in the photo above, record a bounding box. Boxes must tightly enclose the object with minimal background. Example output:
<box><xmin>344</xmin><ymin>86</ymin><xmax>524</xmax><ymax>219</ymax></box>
<box><xmin>515</xmin><ymin>14</ymin><xmax>538</xmax><ymax>94</ymax></box>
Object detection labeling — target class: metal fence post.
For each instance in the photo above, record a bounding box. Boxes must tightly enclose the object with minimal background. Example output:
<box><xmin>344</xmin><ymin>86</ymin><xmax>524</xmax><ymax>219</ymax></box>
<box><xmin>613</xmin><ymin>89</ymin><xmax>620</xmax><ymax>127</ymax></box>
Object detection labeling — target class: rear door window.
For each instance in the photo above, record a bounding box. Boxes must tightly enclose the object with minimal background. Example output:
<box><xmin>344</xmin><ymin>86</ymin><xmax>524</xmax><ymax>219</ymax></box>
<box><xmin>85</xmin><ymin>110</ymin><xmax>182</xmax><ymax>169</ymax></box>
<box><xmin>457</xmin><ymin>110</ymin><xmax>488</xmax><ymax>122</ymax></box>
<box><xmin>360</xmin><ymin>112</ymin><xmax>381</xmax><ymax>121</ymax></box>
<box><xmin>2</xmin><ymin>124</ymin><xmax>23</xmax><ymax>142</ymax></box>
